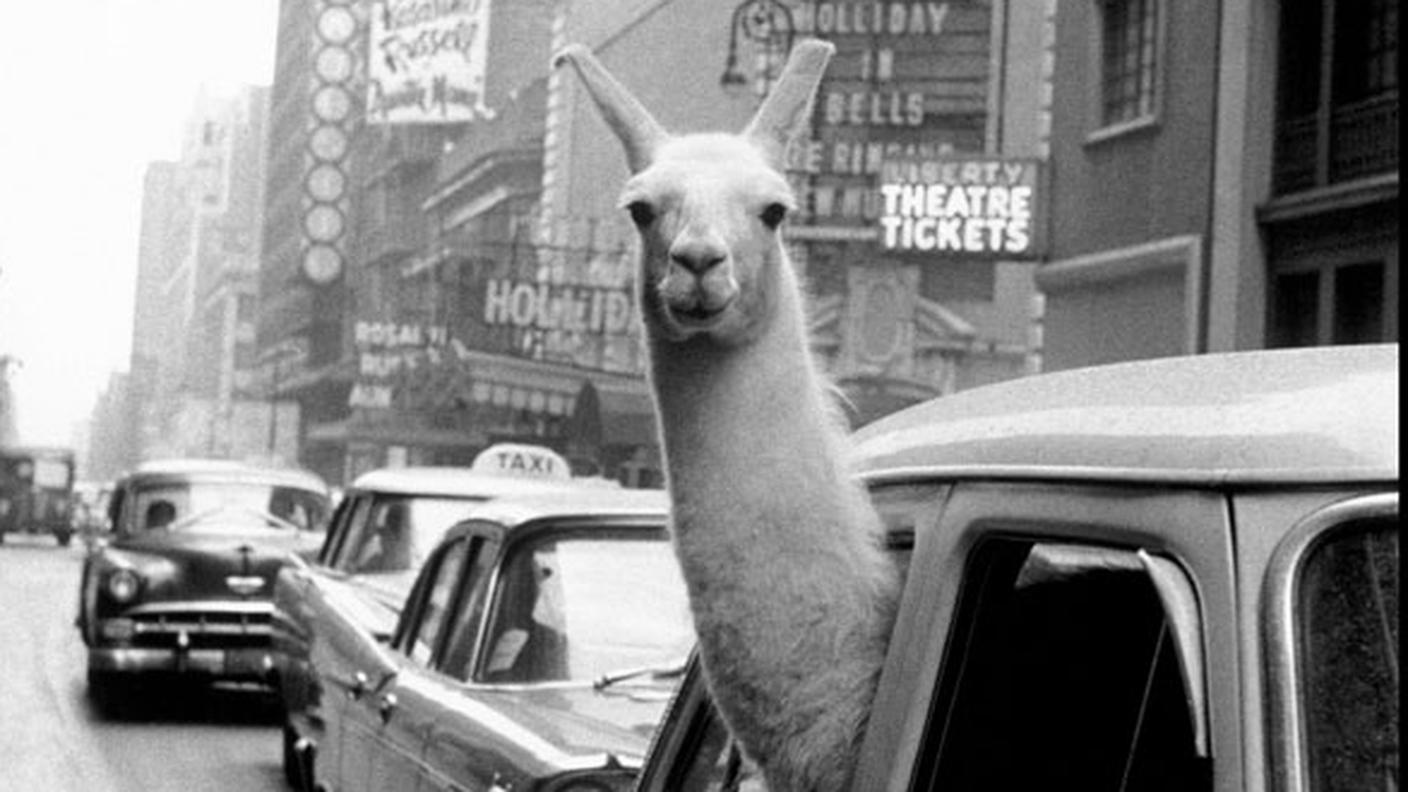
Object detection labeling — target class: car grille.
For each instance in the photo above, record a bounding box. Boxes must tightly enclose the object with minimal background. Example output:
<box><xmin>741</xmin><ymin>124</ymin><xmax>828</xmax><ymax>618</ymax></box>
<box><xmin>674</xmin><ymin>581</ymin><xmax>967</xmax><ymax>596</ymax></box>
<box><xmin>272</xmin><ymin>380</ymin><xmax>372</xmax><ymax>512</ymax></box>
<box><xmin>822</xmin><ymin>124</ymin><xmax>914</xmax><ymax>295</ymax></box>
<box><xmin>129</xmin><ymin>610</ymin><xmax>272</xmax><ymax>651</ymax></box>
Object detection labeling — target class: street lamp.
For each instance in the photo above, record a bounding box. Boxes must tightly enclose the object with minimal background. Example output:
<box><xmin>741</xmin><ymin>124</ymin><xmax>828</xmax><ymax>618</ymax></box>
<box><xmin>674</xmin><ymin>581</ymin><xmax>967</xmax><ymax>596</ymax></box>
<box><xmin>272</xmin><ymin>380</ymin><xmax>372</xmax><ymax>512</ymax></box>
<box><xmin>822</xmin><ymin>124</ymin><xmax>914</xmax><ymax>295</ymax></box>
<box><xmin>721</xmin><ymin>0</ymin><xmax>797</xmax><ymax>100</ymax></box>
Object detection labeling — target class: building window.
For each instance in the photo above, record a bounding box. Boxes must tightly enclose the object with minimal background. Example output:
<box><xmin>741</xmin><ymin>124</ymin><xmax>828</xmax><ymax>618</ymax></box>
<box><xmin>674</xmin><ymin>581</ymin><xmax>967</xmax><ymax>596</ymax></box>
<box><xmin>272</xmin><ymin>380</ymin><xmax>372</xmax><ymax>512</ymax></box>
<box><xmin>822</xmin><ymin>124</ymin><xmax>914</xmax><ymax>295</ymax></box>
<box><xmin>1271</xmin><ymin>260</ymin><xmax>1391</xmax><ymax>347</ymax></box>
<box><xmin>1099</xmin><ymin>0</ymin><xmax>1160</xmax><ymax>127</ymax></box>
<box><xmin>1274</xmin><ymin>0</ymin><xmax>1400</xmax><ymax>193</ymax></box>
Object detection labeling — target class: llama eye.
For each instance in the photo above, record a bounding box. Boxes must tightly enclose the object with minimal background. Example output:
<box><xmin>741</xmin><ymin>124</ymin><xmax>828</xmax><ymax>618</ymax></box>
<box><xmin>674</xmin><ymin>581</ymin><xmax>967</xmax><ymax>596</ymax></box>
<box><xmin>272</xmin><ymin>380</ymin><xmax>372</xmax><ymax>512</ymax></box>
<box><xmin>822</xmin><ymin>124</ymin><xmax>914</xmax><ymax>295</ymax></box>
<box><xmin>626</xmin><ymin>201</ymin><xmax>656</xmax><ymax>227</ymax></box>
<box><xmin>760</xmin><ymin>202</ymin><xmax>788</xmax><ymax>229</ymax></box>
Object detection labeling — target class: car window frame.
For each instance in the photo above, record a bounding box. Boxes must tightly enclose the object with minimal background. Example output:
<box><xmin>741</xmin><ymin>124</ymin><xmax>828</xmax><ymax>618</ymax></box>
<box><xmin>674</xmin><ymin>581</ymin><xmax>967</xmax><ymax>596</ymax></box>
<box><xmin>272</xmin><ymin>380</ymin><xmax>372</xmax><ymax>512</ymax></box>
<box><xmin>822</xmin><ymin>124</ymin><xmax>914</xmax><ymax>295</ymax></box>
<box><xmin>851</xmin><ymin>479</ymin><xmax>1237</xmax><ymax>792</ymax></box>
<box><xmin>389</xmin><ymin>521</ymin><xmax>505</xmax><ymax>669</ymax></box>
<box><xmin>317</xmin><ymin>493</ymin><xmax>360</xmax><ymax>565</ymax></box>
<box><xmin>394</xmin><ymin>533</ymin><xmax>472</xmax><ymax>665</ymax></box>
<box><xmin>429</xmin><ymin>525</ymin><xmax>503</xmax><ymax>681</ymax></box>
<box><xmin>327</xmin><ymin>493</ymin><xmax>375</xmax><ymax>571</ymax></box>
<box><xmin>1261</xmin><ymin>491</ymin><xmax>1399</xmax><ymax>792</ymax></box>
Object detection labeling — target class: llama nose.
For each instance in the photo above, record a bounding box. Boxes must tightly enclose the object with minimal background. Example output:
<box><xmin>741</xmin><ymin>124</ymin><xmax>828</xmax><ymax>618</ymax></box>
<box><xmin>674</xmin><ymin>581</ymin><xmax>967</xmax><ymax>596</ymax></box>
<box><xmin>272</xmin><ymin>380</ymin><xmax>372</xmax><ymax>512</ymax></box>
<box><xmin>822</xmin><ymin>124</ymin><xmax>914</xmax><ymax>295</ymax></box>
<box><xmin>669</xmin><ymin>241</ymin><xmax>727</xmax><ymax>275</ymax></box>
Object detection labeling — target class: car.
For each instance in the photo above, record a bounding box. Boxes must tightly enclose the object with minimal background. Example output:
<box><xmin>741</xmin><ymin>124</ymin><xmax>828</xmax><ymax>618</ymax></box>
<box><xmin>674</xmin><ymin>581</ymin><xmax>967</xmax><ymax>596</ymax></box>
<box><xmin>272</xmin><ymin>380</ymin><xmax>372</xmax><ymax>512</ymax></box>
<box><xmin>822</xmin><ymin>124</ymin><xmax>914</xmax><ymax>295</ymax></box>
<box><xmin>632</xmin><ymin>344</ymin><xmax>1398</xmax><ymax>792</ymax></box>
<box><xmin>289</xmin><ymin>486</ymin><xmax>694</xmax><ymax>792</ymax></box>
<box><xmin>0</xmin><ymin>445</ymin><xmax>77</xmax><ymax>545</ymax></box>
<box><xmin>273</xmin><ymin>444</ymin><xmax>625</xmax><ymax>788</ymax></box>
<box><xmin>76</xmin><ymin>459</ymin><xmax>331</xmax><ymax>701</ymax></box>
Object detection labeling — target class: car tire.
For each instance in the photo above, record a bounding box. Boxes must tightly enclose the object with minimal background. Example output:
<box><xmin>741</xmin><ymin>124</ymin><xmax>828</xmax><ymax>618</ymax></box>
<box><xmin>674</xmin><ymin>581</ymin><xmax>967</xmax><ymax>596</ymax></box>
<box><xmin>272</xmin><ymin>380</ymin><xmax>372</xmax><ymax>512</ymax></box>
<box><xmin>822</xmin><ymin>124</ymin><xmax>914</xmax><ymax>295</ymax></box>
<box><xmin>56</xmin><ymin>531</ymin><xmax>72</xmax><ymax>547</ymax></box>
<box><xmin>282</xmin><ymin>721</ymin><xmax>305</xmax><ymax>790</ymax></box>
<box><xmin>86</xmin><ymin>669</ymin><xmax>125</xmax><ymax>715</ymax></box>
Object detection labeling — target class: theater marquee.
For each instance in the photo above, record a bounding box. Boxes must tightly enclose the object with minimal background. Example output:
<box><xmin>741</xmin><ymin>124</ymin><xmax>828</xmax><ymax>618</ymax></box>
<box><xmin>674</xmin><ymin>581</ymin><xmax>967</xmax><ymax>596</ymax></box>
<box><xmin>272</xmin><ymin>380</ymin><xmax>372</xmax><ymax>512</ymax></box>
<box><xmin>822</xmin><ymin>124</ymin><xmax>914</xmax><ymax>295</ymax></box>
<box><xmin>878</xmin><ymin>156</ymin><xmax>1046</xmax><ymax>260</ymax></box>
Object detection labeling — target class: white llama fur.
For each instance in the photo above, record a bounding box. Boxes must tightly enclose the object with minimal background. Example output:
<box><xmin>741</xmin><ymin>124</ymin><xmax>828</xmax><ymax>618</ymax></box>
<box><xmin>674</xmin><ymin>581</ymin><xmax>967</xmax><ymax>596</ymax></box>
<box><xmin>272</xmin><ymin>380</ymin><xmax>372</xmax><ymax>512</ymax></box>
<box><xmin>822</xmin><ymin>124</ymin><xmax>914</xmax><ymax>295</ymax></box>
<box><xmin>556</xmin><ymin>41</ymin><xmax>899</xmax><ymax>791</ymax></box>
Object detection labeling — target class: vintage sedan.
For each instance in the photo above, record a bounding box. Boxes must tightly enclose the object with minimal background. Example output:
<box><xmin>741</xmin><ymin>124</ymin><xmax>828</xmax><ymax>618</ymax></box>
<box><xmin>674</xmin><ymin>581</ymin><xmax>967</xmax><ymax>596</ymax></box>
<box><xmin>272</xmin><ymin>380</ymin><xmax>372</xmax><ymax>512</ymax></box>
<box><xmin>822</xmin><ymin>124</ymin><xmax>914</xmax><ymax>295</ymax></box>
<box><xmin>76</xmin><ymin>460</ymin><xmax>331</xmax><ymax>700</ymax></box>
<box><xmin>291</xmin><ymin>487</ymin><xmax>694</xmax><ymax>792</ymax></box>
<box><xmin>633</xmin><ymin>344</ymin><xmax>1397</xmax><ymax>792</ymax></box>
<box><xmin>274</xmin><ymin>446</ymin><xmax>621</xmax><ymax>787</ymax></box>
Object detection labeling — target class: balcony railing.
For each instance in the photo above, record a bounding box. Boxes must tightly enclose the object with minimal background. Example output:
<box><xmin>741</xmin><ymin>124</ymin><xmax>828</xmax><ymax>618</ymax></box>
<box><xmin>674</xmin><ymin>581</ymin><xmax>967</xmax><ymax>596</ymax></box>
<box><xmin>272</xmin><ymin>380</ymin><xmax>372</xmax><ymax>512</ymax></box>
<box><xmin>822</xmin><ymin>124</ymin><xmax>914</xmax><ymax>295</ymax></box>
<box><xmin>1331</xmin><ymin>93</ymin><xmax>1399</xmax><ymax>183</ymax></box>
<box><xmin>1274</xmin><ymin>90</ymin><xmax>1399</xmax><ymax>195</ymax></box>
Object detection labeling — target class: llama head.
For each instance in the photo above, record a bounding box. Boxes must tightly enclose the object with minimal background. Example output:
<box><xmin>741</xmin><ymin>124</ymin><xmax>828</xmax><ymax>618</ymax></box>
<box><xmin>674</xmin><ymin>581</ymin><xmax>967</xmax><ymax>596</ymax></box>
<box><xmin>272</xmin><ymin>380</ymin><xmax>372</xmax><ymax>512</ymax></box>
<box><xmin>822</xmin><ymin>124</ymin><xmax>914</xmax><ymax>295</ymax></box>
<box><xmin>555</xmin><ymin>41</ymin><xmax>834</xmax><ymax>345</ymax></box>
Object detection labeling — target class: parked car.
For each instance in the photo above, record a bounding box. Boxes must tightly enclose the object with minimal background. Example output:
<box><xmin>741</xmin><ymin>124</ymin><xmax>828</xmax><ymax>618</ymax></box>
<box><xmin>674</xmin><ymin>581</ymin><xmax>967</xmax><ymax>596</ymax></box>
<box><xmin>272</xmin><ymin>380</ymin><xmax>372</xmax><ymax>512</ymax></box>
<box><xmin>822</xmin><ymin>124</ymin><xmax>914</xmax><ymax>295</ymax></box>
<box><xmin>0</xmin><ymin>445</ymin><xmax>76</xmax><ymax>545</ymax></box>
<box><xmin>273</xmin><ymin>445</ymin><xmax>623</xmax><ymax>787</ymax></box>
<box><xmin>633</xmin><ymin>344</ymin><xmax>1398</xmax><ymax>792</ymax></box>
<box><xmin>76</xmin><ymin>460</ymin><xmax>331</xmax><ymax>701</ymax></box>
<box><xmin>288</xmin><ymin>487</ymin><xmax>694</xmax><ymax>792</ymax></box>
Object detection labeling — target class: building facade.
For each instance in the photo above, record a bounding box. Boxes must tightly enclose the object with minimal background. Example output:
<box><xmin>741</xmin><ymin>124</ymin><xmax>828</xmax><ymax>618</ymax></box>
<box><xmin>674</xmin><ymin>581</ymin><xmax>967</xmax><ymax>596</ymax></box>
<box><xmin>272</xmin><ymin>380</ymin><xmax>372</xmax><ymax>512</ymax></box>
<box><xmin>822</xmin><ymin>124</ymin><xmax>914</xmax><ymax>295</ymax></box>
<box><xmin>550</xmin><ymin>0</ymin><xmax>1049</xmax><ymax>427</ymax></box>
<box><xmin>257</xmin><ymin>0</ymin><xmax>1052</xmax><ymax>486</ymax></box>
<box><xmin>1038</xmin><ymin>0</ymin><xmax>1397</xmax><ymax>370</ymax></box>
<box><xmin>120</xmin><ymin>86</ymin><xmax>276</xmax><ymax>465</ymax></box>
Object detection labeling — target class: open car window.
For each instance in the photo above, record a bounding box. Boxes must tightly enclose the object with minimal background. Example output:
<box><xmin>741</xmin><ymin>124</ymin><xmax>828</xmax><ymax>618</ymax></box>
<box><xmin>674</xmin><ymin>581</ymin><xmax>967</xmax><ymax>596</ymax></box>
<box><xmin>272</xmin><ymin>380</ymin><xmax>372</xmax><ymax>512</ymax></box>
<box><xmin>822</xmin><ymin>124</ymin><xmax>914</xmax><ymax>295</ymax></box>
<box><xmin>915</xmin><ymin>538</ymin><xmax>1211</xmax><ymax>792</ymax></box>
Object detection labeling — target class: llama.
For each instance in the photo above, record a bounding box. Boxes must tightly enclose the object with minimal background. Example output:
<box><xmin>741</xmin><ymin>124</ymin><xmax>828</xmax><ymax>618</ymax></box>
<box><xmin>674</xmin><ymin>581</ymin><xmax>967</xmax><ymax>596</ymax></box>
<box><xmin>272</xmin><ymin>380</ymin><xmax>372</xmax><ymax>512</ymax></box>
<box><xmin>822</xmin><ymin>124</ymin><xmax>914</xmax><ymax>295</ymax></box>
<box><xmin>555</xmin><ymin>41</ymin><xmax>899</xmax><ymax>791</ymax></box>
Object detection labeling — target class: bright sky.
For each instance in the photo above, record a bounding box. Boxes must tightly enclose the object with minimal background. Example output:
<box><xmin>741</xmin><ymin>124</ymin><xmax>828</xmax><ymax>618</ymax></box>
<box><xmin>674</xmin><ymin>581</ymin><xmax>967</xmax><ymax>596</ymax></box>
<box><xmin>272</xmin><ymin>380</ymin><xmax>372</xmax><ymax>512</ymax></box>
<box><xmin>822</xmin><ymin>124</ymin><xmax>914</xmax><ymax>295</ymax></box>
<box><xmin>0</xmin><ymin>0</ymin><xmax>277</xmax><ymax>446</ymax></box>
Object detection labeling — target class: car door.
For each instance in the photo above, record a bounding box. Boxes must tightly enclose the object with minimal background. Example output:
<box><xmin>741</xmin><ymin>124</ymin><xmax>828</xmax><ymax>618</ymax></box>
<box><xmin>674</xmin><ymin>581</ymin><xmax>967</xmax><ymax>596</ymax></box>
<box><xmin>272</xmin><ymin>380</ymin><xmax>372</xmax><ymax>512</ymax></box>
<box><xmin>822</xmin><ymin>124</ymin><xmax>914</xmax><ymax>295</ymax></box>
<box><xmin>855</xmin><ymin>480</ymin><xmax>1239</xmax><ymax>792</ymax></box>
<box><xmin>339</xmin><ymin>534</ymin><xmax>476</xmax><ymax>792</ymax></box>
<box><xmin>415</xmin><ymin>530</ymin><xmax>512</xmax><ymax>792</ymax></box>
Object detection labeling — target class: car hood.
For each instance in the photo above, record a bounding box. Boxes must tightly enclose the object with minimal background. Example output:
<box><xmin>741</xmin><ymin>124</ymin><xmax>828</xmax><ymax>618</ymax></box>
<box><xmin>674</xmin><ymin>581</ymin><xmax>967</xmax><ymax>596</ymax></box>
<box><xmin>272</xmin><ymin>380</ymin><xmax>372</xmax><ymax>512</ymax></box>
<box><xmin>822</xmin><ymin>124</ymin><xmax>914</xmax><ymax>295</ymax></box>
<box><xmin>453</xmin><ymin>682</ymin><xmax>674</xmax><ymax>768</ymax></box>
<box><xmin>103</xmin><ymin>530</ymin><xmax>312</xmax><ymax>604</ymax></box>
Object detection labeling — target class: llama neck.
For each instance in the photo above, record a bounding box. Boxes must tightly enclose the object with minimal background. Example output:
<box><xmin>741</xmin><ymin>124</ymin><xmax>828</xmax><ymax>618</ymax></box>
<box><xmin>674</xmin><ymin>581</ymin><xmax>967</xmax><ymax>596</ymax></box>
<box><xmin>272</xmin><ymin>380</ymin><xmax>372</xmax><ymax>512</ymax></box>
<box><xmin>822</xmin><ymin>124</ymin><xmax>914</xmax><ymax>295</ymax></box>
<box><xmin>644</xmin><ymin>267</ymin><xmax>896</xmax><ymax>792</ymax></box>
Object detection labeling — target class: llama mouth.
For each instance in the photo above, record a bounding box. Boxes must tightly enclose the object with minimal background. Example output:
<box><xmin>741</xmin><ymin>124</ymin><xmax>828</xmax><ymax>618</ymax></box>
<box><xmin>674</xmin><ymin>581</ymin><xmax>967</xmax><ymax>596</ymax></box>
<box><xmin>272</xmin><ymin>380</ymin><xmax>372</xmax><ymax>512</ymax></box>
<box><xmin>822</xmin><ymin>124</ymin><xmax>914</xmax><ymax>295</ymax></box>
<box><xmin>672</xmin><ymin>303</ymin><xmax>726</xmax><ymax>326</ymax></box>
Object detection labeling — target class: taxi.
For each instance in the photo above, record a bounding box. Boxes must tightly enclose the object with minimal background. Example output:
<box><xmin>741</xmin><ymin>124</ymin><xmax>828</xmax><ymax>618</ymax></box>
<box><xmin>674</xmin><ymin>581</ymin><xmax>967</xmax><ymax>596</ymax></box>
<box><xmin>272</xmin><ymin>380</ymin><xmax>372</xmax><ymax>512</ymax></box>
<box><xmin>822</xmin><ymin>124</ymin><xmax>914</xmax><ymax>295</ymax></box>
<box><xmin>272</xmin><ymin>444</ymin><xmax>630</xmax><ymax>788</ymax></box>
<box><xmin>634</xmin><ymin>344</ymin><xmax>1398</xmax><ymax>792</ymax></box>
<box><xmin>297</xmin><ymin>487</ymin><xmax>693</xmax><ymax>792</ymax></box>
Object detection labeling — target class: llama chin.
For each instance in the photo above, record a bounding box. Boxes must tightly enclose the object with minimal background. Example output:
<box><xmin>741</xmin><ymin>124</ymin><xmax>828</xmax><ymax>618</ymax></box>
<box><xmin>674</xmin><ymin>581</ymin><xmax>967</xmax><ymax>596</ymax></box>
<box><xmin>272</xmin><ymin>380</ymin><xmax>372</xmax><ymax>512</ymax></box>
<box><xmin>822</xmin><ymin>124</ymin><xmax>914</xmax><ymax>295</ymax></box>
<box><xmin>557</xmin><ymin>40</ymin><xmax>900</xmax><ymax>792</ymax></box>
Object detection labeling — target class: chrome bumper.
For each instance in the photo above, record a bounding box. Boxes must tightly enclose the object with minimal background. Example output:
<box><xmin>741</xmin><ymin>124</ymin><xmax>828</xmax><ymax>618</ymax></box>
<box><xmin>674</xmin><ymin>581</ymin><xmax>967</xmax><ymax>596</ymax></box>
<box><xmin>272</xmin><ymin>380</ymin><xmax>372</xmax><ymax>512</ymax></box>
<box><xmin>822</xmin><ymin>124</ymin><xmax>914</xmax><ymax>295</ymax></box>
<box><xmin>88</xmin><ymin>646</ymin><xmax>278</xmax><ymax>679</ymax></box>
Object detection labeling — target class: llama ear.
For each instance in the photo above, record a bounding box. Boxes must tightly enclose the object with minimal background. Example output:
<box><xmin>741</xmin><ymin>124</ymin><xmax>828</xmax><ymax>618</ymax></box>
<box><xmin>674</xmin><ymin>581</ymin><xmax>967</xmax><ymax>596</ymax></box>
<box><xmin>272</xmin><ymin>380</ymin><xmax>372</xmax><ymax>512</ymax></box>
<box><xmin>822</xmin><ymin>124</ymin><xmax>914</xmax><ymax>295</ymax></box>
<box><xmin>743</xmin><ymin>39</ymin><xmax>835</xmax><ymax>169</ymax></box>
<box><xmin>554</xmin><ymin>44</ymin><xmax>670</xmax><ymax>173</ymax></box>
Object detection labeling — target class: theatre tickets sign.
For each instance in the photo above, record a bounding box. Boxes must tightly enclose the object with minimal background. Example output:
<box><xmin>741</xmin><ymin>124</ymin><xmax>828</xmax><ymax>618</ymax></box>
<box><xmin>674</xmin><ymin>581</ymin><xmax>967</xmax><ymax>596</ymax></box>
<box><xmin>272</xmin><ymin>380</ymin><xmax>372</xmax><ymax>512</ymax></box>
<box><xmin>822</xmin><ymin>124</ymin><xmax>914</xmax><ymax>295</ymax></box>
<box><xmin>878</xmin><ymin>156</ymin><xmax>1046</xmax><ymax>260</ymax></box>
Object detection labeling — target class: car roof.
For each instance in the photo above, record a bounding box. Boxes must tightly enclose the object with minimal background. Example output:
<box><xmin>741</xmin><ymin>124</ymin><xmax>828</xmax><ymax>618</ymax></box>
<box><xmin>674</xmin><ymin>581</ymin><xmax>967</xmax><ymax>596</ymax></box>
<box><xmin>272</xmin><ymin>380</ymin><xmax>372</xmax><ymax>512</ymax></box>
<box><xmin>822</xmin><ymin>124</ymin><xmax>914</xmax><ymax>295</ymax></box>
<box><xmin>348</xmin><ymin>465</ymin><xmax>623</xmax><ymax>499</ymax></box>
<box><xmin>445</xmin><ymin>486</ymin><xmax>671</xmax><ymax>531</ymax></box>
<box><xmin>121</xmin><ymin>459</ymin><xmax>330</xmax><ymax>493</ymax></box>
<box><xmin>852</xmin><ymin>344</ymin><xmax>1398</xmax><ymax>486</ymax></box>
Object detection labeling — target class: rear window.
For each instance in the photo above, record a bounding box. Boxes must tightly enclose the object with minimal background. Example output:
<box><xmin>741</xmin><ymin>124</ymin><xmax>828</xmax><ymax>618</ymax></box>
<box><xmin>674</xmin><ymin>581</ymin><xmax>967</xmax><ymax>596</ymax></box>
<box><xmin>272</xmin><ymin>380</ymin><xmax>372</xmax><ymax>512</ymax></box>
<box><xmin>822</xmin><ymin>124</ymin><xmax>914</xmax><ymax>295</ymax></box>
<box><xmin>337</xmin><ymin>495</ymin><xmax>486</xmax><ymax>573</ymax></box>
<box><xmin>1298</xmin><ymin>519</ymin><xmax>1399</xmax><ymax>792</ymax></box>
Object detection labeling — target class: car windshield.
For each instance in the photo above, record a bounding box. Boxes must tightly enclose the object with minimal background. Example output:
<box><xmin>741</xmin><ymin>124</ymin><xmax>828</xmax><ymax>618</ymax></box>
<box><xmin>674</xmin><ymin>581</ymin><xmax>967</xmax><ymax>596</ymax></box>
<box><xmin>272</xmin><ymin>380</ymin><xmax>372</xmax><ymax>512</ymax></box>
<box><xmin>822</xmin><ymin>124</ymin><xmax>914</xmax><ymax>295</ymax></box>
<box><xmin>478</xmin><ymin>533</ymin><xmax>694</xmax><ymax>685</ymax></box>
<box><xmin>131</xmin><ymin>482</ymin><xmax>327</xmax><ymax>533</ymax></box>
<box><xmin>343</xmin><ymin>495</ymin><xmax>486</xmax><ymax>574</ymax></box>
<box><xmin>164</xmin><ymin>506</ymin><xmax>302</xmax><ymax>534</ymax></box>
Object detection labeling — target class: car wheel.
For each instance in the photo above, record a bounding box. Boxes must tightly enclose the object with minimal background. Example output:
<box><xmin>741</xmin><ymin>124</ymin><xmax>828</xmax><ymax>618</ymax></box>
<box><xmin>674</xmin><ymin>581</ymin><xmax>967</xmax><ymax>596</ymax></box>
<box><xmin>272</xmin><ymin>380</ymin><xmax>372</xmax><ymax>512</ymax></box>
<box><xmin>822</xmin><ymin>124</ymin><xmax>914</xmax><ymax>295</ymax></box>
<box><xmin>56</xmin><ymin>531</ymin><xmax>72</xmax><ymax>547</ymax></box>
<box><xmin>282</xmin><ymin>721</ymin><xmax>305</xmax><ymax>790</ymax></box>
<box><xmin>87</xmin><ymin>669</ymin><xmax>126</xmax><ymax>715</ymax></box>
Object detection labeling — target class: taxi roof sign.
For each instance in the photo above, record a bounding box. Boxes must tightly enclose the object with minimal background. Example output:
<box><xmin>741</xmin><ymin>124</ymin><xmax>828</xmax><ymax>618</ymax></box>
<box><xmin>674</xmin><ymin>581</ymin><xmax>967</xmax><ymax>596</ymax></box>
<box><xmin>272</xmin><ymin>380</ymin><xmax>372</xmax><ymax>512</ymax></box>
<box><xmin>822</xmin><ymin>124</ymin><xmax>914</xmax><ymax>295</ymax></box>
<box><xmin>470</xmin><ymin>443</ymin><xmax>572</xmax><ymax>481</ymax></box>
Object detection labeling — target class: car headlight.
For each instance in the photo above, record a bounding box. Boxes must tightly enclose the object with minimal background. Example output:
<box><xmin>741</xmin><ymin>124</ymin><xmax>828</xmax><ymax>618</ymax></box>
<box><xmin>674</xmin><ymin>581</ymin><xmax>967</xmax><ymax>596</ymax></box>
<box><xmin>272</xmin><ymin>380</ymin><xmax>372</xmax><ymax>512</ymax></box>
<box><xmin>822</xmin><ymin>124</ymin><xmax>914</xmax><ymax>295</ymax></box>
<box><xmin>106</xmin><ymin>568</ymin><xmax>142</xmax><ymax>603</ymax></box>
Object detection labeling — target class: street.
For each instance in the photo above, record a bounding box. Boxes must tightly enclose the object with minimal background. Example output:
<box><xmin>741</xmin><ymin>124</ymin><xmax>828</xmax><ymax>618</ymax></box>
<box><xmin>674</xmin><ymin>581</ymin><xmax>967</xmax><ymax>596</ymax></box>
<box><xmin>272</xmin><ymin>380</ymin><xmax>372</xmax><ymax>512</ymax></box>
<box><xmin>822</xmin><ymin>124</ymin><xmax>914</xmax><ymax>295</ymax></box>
<box><xmin>0</xmin><ymin>536</ymin><xmax>287</xmax><ymax>792</ymax></box>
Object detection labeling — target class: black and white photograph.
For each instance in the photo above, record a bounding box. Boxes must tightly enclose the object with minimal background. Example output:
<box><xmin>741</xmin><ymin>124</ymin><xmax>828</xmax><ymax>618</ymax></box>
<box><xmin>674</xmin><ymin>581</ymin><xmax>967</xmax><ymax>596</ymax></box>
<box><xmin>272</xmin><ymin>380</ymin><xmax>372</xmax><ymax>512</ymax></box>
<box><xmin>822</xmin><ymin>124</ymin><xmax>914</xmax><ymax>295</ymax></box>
<box><xmin>0</xmin><ymin>1</ymin><xmax>1397</xmax><ymax>790</ymax></box>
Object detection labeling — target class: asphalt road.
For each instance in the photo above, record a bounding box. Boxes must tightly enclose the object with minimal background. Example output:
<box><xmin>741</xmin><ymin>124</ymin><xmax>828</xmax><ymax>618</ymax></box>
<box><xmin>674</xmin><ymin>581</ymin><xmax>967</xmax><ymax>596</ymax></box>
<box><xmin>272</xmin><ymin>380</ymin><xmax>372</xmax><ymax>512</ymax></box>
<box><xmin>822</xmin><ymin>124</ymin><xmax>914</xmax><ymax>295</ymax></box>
<box><xmin>0</xmin><ymin>535</ymin><xmax>288</xmax><ymax>792</ymax></box>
